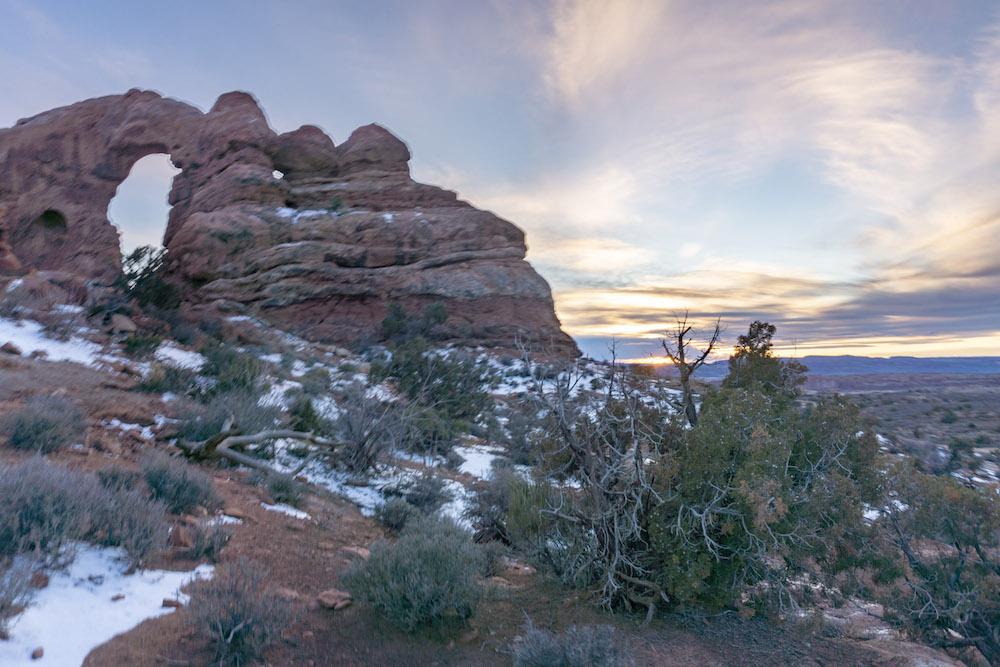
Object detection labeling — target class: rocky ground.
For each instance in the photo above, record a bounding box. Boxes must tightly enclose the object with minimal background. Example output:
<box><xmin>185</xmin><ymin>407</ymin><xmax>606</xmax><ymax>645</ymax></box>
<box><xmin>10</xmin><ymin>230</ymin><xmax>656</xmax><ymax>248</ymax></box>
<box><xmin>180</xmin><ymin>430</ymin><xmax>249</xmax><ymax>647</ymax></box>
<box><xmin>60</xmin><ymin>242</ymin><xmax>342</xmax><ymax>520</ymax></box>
<box><xmin>0</xmin><ymin>310</ymin><xmax>971</xmax><ymax>666</ymax></box>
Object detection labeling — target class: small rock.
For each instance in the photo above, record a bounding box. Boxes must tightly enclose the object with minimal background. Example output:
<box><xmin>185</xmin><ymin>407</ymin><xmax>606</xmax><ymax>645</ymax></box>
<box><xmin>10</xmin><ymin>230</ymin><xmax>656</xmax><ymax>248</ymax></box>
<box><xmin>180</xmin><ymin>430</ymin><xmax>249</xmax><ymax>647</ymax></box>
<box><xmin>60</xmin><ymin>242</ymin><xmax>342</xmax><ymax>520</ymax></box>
<box><xmin>0</xmin><ymin>341</ymin><xmax>21</xmax><ymax>355</ymax></box>
<box><xmin>225</xmin><ymin>507</ymin><xmax>249</xmax><ymax>520</ymax></box>
<box><xmin>31</xmin><ymin>647</ymin><xmax>43</xmax><ymax>660</ymax></box>
<box><xmin>192</xmin><ymin>505</ymin><xmax>209</xmax><ymax>518</ymax></box>
<box><xmin>29</xmin><ymin>572</ymin><xmax>49</xmax><ymax>589</ymax></box>
<box><xmin>302</xmin><ymin>630</ymin><xmax>314</xmax><ymax>640</ymax></box>
<box><xmin>168</xmin><ymin>524</ymin><xmax>193</xmax><ymax>549</ymax></box>
<box><xmin>316</xmin><ymin>588</ymin><xmax>352</xmax><ymax>610</ymax></box>
<box><xmin>110</xmin><ymin>313</ymin><xmax>138</xmax><ymax>333</ymax></box>
<box><xmin>340</xmin><ymin>546</ymin><xmax>370</xmax><ymax>560</ymax></box>
<box><xmin>110</xmin><ymin>361</ymin><xmax>140</xmax><ymax>376</ymax></box>
<box><xmin>317</xmin><ymin>541</ymin><xmax>338</xmax><ymax>551</ymax></box>
<box><xmin>29</xmin><ymin>349</ymin><xmax>48</xmax><ymax>359</ymax></box>
<box><xmin>111</xmin><ymin>594</ymin><xmax>126</xmax><ymax>601</ymax></box>
<box><xmin>162</xmin><ymin>598</ymin><xmax>183</xmax><ymax>608</ymax></box>
<box><xmin>460</xmin><ymin>629</ymin><xmax>479</xmax><ymax>643</ymax></box>
<box><xmin>275</xmin><ymin>587</ymin><xmax>301</xmax><ymax>601</ymax></box>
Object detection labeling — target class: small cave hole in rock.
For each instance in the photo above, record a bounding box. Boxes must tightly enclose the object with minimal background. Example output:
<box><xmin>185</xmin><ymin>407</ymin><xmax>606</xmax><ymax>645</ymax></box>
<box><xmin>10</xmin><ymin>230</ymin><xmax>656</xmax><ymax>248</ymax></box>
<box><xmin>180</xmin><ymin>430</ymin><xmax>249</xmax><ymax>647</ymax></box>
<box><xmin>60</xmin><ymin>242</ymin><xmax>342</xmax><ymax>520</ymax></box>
<box><xmin>35</xmin><ymin>209</ymin><xmax>67</xmax><ymax>231</ymax></box>
<box><xmin>107</xmin><ymin>154</ymin><xmax>180</xmax><ymax>257</ymax></box>
<box><xmin>284</xmin><ymin>199</ymin><xmax>298</xmax><ymax>209</ymax></box>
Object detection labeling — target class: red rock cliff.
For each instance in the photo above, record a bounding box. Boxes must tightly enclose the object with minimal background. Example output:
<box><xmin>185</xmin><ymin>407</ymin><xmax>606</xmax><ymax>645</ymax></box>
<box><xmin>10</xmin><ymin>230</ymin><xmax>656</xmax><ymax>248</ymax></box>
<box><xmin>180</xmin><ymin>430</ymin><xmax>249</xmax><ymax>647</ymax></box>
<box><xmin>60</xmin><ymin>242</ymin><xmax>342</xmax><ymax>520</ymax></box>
<box><xmin>0</xmin><ymin>90</ymin><xmax>577</xmax><ymax>354</ymax></box>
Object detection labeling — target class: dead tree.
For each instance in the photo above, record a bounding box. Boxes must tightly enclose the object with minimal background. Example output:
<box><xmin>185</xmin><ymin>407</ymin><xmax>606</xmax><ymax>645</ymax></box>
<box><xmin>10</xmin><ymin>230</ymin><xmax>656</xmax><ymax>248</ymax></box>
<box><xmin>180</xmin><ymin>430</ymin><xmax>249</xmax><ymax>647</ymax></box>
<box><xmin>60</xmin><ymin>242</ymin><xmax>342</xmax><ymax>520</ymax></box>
<box><xmin>518</xmin><ymin>340</ymin><xmax>674</xmax><ymax>622</ymax></box>
<box><xmin>659</xmin><ymin>312</ymin><xmax>722</xmax><ymax>426</ymax></box>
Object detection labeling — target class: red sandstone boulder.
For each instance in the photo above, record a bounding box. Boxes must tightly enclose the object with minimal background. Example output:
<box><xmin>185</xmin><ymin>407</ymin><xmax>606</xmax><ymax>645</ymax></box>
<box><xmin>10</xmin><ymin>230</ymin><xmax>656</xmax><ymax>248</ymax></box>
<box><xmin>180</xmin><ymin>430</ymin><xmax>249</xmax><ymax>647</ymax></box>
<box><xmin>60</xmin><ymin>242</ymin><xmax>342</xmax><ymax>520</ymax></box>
<box><xmin>336</xmin><ymin>123</ymin><xmax>410</xmax><ymax>175</ymax></box>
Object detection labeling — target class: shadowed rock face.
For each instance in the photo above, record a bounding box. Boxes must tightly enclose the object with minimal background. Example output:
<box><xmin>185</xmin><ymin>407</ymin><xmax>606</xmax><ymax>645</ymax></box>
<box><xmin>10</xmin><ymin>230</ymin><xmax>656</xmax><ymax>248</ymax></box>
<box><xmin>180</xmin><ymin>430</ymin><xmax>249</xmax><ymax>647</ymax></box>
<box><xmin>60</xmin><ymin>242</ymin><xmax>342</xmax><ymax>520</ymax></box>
<box><xmin>0</xmin><ymin>90</ymin><xmax>577</xmax><ymax>354</ymax></box>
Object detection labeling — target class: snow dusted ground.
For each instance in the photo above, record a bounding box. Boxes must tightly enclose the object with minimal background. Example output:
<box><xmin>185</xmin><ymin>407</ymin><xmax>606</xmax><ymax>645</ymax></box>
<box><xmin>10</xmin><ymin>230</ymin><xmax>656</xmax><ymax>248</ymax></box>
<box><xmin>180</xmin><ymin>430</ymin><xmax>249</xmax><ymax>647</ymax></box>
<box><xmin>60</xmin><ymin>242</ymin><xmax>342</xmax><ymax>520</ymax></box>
<box><xmin>0</xmin><ymin>545</ymin><xmax>212</xmax><ymax>666</ymax></box>
<box><xmin>154</xmin><ymin>342</ymin><xmax>205</xmax><ymax>371</ymax></box>
<box><xmin>453</xmin><ymin>443</ymin><xmax>503</xmax><ymax>479</ymax></box>
<box><xmin>262</xmin><ymin>502</ymin><xmax>311</xmax><ymax>520</ymax></box>
<box><xmin>0</xmin><ymin>316</ymin><xmax>207</xmax><ymax>375</ymax></box>
<box><xmin>0</xmin><ymin>317</ymin><xmax>103</xmax><ymax>366</ymax></box>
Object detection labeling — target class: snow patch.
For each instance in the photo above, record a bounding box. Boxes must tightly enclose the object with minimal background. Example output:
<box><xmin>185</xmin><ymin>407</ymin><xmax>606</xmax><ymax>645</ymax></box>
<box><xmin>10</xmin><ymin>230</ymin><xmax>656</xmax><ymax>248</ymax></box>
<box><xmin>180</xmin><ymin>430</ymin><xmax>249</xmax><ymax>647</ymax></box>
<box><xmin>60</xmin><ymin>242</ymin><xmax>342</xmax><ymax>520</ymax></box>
<box><xmin>0</xmin><ymin>544</ymin><xmax>212</xmax><ymax>667</ymax></box>
<box><xmin>261</xmin><ymin>503</ymin><xmax>311</xmax><ymax>520</ymax></box>
<box><xmin>0</xmin><ymin>317</ymin><xmax>102</xmax><ymax>366</ymax></box>
<box><xmin>154</xmin><ymin>343</ymin><xmax>205</xmax><ymax>371</ymax></box>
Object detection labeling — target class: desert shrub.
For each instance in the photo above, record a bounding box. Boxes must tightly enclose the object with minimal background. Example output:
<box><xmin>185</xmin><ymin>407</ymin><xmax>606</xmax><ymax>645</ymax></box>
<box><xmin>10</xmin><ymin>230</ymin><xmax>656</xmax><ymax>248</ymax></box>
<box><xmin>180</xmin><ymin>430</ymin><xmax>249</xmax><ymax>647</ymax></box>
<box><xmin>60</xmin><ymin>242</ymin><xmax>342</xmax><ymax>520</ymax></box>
<box><xmin>647</xmin><ymin>389</ymin><xmax>879</xmax><ymax>607</ymax></box>
<box><xmin>189</xmin><ymin>524</ymin><xmax>232</xmax><ymax>563</ymax></box>
<box><xmin>329</xmin><ymin>382</ymin><xmax>403</xmax><ymax>472</ymax></box>
<box><xmin>186</xmin><ymin>558</ymin><xmax>296</xmax><ymax>666</ymax></box>
<box><xmin>381</xmin><ymin>301</ymin><xmax>449</xmax><ymax>342</ymax></box>
<box><xmin>97</xmin><ymin>465</ymin><xmax>144</xmax><ymax>492</ymax></box>
<box><xmin>721</xmin><ymin>320</ymin><xmax>807</xmax><ymax>396</ymax></box>
<box><xmin>96</xmin><ymin>489</ymin><xmax>169</xmax><ymax>567</ymax></box>
<box><xmin>443</xmin><ymin>448</ymin><xmax>465</xmax><ymax>471</ymax></box>
<box><xmin>201</xmin><ymin>342</ymin><xmax>268</xmax><ymax>396</ymax></box>
<box><xmin>465</xmin><ymin>467</ymin><xmax>514</xmax><ymax>539</ymax></box>
<box><xmin>117</xmin><ymin>246</ymin><xmax>180</xmax><ymax>310</ymax></box>
<box><xmin>178</xmin><ymin>390</ymin><xmax>282</xmax><ymax>442</ymax></box>
<box><xmin>139</xmin><ymin>363</ymin><xmax>200</xmax><ymax>395</ymax></box>
<box><xmin>0</xmin><ymin>457</ymin><xmax>106</xmax><ymax>560</ymax></box>
<box><xmin>505</xmin><ymin>476</ymin><xmax>552</xmax><ymax>546</ymax></box>
<box><xmin>0</xmin><ymin>395</ymin><xmax>84</xmax><ymax>453</ymax></box>
<box><xmin>851</xmin><ymin>464</ymin><xmax>1000</xmax><ymax>663</ymax></box>
<box><xmin>0</xmin><ymin>458</ymin><xmax>167</xmax><ymax>566</ymax></box>
<box><xmin>288</xmin><ymin>395</ymin><xmax>322</xmax><ymax>434</ymax></box>
<box><xmin>940</xmin><ymin>410</ymin><xmax>958</xmax><ymax>424</ymax></box>
<box><xmin>0</xmin><ymin>561</ymin><xmax>33</xmax><ymax>636</ymax></box>
<box><xmin>252</xmin><ymin>470</ymin><xmax>305</xmax><ymax>508</ymax></box>
<box><xmin>513</xmin><ymin>620</ymin><xmax>629</xmax><ymax>667</ymax></box>
<box><xmin>370</xmin><ymin>338</ymin><xmax>495</xmax><ymax>454</ymax></box>
<box><xmin>502</xmin><ymin>405</ymin><xmax>538</xmax><ymax>466</ymax></box>
<box><xmin>479</xmin><ymin>540</ymin><xmax>507</xmax><ymax>577</ymax></box>
<box><xmin>465</xmin><ymin>468</ymin><xmax>552</xmax><ymax>549</ymax></box>
<box><xmin>142</xmin><ymin>452</ymin><xmax>217</xmax><ymax>514</ymax></box>
<box><xmin>386</xmin><ymin>472</ymin><xmax>454</xmax><ymax>514</ymax></box>
<box><xmin>299</xmin><ymin>367</ymin><xmax>330</xmax><ymax>396</ymax></box>
<box><xmin>374</xmin><ymin>497</ymin><xmax>417</xmax><ymax>531</ymax></box>
<box><xmin>342</xmin><ymin>514</ymin><xmax>483</xmax><ymax>632</ymax></box>
<box><xmin>121</xmin><ymin>333</ymin><xmax>162</xmax><ymax>359</ymax></box>
<box><xmin>520</xmin><ymin>332</ymin><xmax>878</xmax><ymax>615</ymax></box>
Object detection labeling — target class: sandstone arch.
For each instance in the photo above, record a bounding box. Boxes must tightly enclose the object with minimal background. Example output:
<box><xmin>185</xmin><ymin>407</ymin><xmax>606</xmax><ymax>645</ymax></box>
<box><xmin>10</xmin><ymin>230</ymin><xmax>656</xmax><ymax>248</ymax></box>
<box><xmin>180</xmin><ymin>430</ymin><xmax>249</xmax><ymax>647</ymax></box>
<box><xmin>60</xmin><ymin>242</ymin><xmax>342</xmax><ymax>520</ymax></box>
<box><xmin>0</xmin><ymin>90</ymin><xmax>577</xmax><ymax>354</ymax></box>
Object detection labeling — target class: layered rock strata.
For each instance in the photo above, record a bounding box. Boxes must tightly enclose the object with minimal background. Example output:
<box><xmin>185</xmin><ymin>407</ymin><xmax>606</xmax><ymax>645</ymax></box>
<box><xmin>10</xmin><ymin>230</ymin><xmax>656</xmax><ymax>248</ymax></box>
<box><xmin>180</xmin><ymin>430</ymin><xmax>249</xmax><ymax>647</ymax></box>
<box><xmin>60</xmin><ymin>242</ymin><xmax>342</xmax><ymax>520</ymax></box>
<box><xmin>0</xmin><ymin>90</ymin><xmax>576</xmax><ymax>353</ymax></box>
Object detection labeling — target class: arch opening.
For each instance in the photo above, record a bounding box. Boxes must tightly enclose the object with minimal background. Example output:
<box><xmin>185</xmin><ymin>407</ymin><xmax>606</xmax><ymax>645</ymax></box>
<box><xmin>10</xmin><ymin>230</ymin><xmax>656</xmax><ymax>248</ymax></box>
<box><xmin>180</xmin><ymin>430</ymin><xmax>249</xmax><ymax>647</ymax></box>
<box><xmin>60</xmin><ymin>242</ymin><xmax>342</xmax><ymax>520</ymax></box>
<box><xmin>107</xmin><ymin>154</ymin><xmax>180</xmax><ymax>257</ymax></box>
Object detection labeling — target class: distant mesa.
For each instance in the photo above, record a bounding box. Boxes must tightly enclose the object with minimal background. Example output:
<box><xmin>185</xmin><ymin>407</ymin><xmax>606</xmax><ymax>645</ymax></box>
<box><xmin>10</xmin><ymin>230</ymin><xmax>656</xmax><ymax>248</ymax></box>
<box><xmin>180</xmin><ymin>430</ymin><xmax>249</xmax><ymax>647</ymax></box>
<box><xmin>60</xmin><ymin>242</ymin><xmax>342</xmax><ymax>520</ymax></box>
<box><xmin>0</xmin><ymin>89</ymin><xmax>576</xmax><ymax>354</ymax></box>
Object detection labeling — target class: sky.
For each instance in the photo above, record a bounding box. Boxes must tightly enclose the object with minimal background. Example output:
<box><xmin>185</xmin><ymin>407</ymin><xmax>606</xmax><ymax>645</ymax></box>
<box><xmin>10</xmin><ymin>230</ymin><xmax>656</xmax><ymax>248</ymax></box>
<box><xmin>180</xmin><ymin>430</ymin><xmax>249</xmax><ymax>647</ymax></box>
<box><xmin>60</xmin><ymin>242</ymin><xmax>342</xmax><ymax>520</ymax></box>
<box><xmin>2</xmin><ymin>0</ymin><xmax>999</xmax><ymax>360</ymax></box>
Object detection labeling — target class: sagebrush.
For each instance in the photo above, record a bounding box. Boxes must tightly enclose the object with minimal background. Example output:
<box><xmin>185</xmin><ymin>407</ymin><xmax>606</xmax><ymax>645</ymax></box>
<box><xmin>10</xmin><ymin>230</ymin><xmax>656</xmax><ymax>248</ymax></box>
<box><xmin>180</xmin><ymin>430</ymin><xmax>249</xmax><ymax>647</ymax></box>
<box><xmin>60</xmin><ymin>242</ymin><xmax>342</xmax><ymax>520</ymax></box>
<box><xmin>186</xmin><ymin>558</ymin><xmax>296</xmax><ymax>665</ymax></box>
<box><xmin>342</xmin><ymin>514</ymin><xmax>483</xmax><ymax>632</ymax></box>
<box><xmin>0</xmin><ymin>395</ymin><xmax>84</xmax><ymax>453</ymax></box>
<box><xmin>142</xmin><ymin>452</ymin><xmax>218</xmax><ymax>514</ymax></box>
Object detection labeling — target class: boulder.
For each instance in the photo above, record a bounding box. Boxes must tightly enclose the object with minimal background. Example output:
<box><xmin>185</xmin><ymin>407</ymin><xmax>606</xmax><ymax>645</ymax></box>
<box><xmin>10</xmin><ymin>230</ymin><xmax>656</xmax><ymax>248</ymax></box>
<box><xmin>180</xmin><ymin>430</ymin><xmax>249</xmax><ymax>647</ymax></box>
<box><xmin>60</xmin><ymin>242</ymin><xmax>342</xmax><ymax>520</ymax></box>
<box><xmin>0</xmin><ymin>341</ymin><xmax>21</xmax><ymax>355</ymax></box>
<box><xmin>168</xmin><ymin>524</ymin><xmax>193</xmax><ymax>549</ymax></box>
<box><xmin>316</xmin><ymin>588</ymin><xmax>352</xmax><ymax>610</ymax></box>
<box><xmin>340</xmin><ymin>545</ymin><xmax>370</xmax><ymax>560</ymax></box>
<box><xmin>109</xmin><ymin>313</ymin><xmax>137</xmax><ymax>333</ymax></box>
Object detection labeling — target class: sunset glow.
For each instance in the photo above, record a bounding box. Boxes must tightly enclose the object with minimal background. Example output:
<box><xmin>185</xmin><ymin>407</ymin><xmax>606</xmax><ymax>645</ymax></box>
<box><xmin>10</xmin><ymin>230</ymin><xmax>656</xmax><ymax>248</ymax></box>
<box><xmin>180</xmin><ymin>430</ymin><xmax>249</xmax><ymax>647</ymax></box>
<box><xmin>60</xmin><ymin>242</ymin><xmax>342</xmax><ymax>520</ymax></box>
<box><xmin>2</xmin><ymin>0</ymin><xmax>997</xmax><ymax>361</ymax></box>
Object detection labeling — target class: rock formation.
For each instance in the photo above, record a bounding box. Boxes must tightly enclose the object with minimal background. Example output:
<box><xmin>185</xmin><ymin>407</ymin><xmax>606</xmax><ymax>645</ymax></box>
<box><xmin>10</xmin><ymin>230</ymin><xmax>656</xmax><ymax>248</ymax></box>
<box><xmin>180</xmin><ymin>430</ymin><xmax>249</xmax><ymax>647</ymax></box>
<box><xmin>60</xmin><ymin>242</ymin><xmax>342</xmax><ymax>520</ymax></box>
<box><xmin>0</xmin><ymin>90</ymin><xmax>576</xmax><ymax>353</ymax></box>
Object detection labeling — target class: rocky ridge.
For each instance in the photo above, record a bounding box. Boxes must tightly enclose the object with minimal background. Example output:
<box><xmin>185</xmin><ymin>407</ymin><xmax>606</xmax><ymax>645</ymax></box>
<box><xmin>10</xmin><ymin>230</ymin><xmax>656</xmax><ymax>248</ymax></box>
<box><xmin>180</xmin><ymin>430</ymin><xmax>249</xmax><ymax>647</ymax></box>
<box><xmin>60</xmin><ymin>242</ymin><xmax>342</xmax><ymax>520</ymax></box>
<box><xmin>0</xmin><ymin>89</ymin><xmax>576</xmax><ymax>353</ymax></box>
